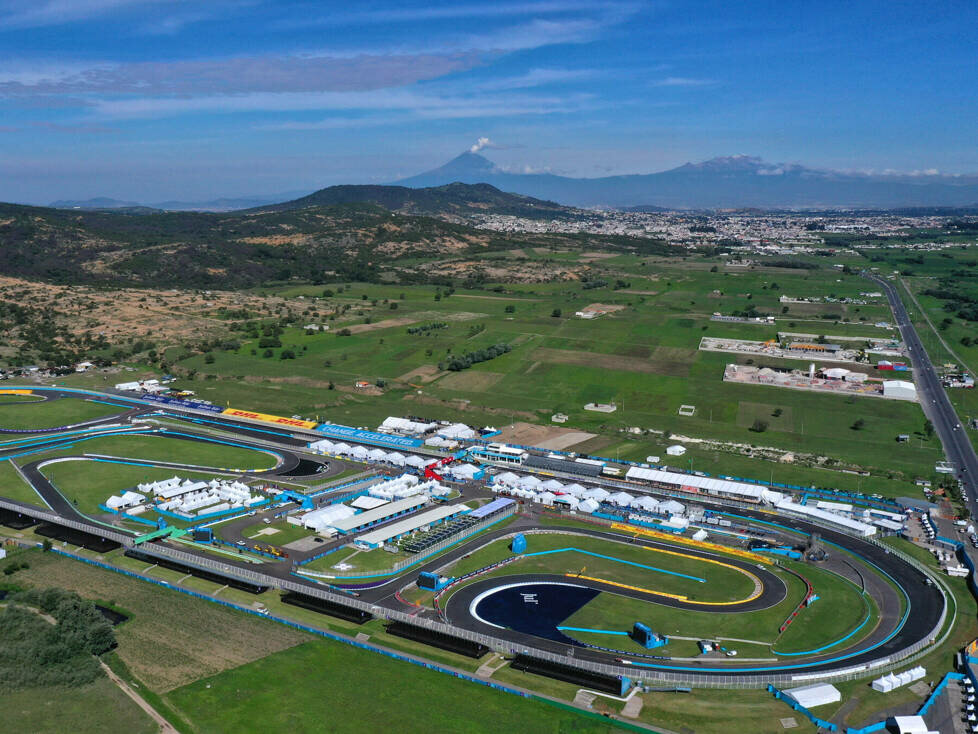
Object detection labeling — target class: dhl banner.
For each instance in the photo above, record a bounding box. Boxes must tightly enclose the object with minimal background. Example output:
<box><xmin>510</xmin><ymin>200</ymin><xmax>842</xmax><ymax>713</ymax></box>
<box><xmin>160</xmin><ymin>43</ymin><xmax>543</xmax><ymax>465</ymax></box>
<box><xmin>222</xmin><ymin>407</ymin><xmax>318</xmax><ymax>430</ymax></box>
<box><xmin>0</xmin><ymin>389</ymin><xmax>33</xmax><ymax>395</ymax></box>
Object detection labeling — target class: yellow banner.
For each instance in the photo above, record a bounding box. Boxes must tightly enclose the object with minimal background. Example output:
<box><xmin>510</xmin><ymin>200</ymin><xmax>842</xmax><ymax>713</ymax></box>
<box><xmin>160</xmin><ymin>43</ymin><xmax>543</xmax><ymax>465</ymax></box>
<box><xmin>0</xmin><ymin>389</ymin><xmax>32</xmax><ymax>395</ymax></box>
<box><xmin>222</xmin><ymin>407</ymin><xmax>318</xmax><ymax>430</ymax></box>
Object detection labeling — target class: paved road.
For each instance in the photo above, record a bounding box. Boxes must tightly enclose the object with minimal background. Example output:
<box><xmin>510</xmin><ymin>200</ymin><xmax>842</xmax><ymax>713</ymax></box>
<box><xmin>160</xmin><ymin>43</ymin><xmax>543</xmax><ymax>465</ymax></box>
<box><xmin>867</xmin><ymin>273</ymin><xmax>978</xmax><ymax>504</ymax></box>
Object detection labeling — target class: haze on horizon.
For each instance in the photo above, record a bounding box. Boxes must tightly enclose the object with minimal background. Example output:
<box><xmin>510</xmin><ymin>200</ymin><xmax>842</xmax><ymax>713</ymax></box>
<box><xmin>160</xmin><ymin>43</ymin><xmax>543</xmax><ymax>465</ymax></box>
<box><xmin>1</xmin><ymin>0</ymin><xmax>975</xmax><ymax>204</ymax></box>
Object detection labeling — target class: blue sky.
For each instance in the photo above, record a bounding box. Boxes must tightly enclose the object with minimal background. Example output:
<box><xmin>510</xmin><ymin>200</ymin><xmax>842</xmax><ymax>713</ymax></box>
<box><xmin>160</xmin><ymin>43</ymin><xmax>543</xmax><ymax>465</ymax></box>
<box><xmin>1</xmin><ymin>0</ymin><xmax>976</xmax><ymax>203</ymax></box>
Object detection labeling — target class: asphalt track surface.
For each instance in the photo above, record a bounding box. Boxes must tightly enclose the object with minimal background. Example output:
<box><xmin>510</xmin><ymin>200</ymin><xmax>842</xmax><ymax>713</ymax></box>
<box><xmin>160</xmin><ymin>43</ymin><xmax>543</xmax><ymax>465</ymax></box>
<box><xmin>868</xmin><ymin>273</ymin><xmax>978</xmax><ymax>500</ymax></box>
<box><xmin>0</xmin><ymin>386</ymin><xmax>947</xmax><ymax>676</ymax></box>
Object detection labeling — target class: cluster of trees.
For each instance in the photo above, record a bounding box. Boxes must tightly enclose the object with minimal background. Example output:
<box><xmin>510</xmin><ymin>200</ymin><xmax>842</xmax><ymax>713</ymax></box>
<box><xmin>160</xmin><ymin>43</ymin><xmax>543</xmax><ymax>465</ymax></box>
<box><xmin>439</xmin><ymin>343</ymin><xmax>511</xmax><ymax>372</ymax></box>
<box><xmin>923</xmin><ymin>282</ymin><xmax>978</xmax><ymax>323</ymax></box>
<box><xmin>0</xmin><ymin>587</ymin><xmax>116</xmax><ymax>692</ymax></box>
<box><xmin>407</xmin><ymin>322</ymin><xmax>447</xmax><ymax>335</ymax></box>
<box><xmin>763</xmin><ymin>260</ymin><xmax>819</xmax><ymax>270</ymax></box>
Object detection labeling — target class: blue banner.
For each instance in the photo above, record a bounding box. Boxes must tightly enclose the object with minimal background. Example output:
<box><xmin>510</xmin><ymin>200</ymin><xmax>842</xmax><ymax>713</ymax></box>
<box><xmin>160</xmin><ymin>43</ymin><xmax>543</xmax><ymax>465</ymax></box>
<box><xmin>314</xmin><ymin>424</ymin><xmax>422</xmax><ymax>448</ymax></box>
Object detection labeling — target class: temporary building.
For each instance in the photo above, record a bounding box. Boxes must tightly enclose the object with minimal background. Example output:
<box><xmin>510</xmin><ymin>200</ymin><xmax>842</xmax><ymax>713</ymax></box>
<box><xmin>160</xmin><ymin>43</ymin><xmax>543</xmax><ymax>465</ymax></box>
<box><xmin>332</xmin><ymin>442</ymin><xmax>352</xmax><ymax>455</ymax></box>
<box><xmin>871</xmin><ymin>672</ymin><xmax>900</xmax><ymax>692</ymax></box>
<box><xmin>541</xmin><ymin>479</ymin><xmax>565</xmax><ymax>491</ymax></box>
<box><xmin>659</xmin><ymin>499</ymin><xmax>685</xmax><ymax>515</ymax></box>
<box><xmin>300</xmin><ymin>503</ymin><xmax>356</xmax><ymax>532</ymax></box>
<box><xmin>367</xmin><ymin>448</ymin><xmax>388</xmax><ymax>462</ymax></box>
<box><xmin>449</xmin><ymin>463</ymin><xmax>481</xmax><ymax>480</ymax></box>
<box><xmin>562</xmin><ymin>483</ymin><xmax>587</xmax><ymax>497</ymax></box>
<box><xmin>883</xmin><ymin>380</ymin><xmax>917</xmax><ymax>401</ymax></box>
<box><xmin>494</xmin><ymin>471</ymin><xmax>521</xmax><ymax>486</ymax></box>
<box><xmin>425</xmin><ymin>436</ymin><xmax>455</xmax><ymax>448</ymax></box>
<box><xmin>386</xmin><ymin>452</ymin><xmax>407</xmax><ymax>466</ymax></box>
<box><xmin>581</xmin><ymin>487</ymin><xmax>610</xmax><ymax>502</ymax></box>
<box><xmin>887</xmin><ymin>716</ymin><xmax>932</xmax><ymax>734</ymax></box>
<box><xmin>518</xmin><ymin>475</ymin><xmax>543</xmax><ymax>490</ymax></box>
<box><xmin>439</xmin><ymin>423</ymin><xmax>476</xmax><ymax>439</ymax></box>
<box><xmin>823</xmin><ymin>367</ymin><xmax>850</xmax><ymax>380</ymax></box>
<box><xmin>784</xmin><ymin>683</ymin><xmax>841</xmax><ymax>709</ymax></box>
<box><xmin>536</xmin><ymin>491</ymin><xmax>557</xmax><ymax>505</ymax></box>
<box><xmin>666</xmin><ymin>445</ymin><xmax>687</xmax><ymax>456</ymax></box>
<box><xmin>845</xmin><ymin>372</ymin><xmax>869</xmax><ymax>383</ymax></box>
<box><xmin>631</xmin><ymin>496</ymin><xmax>660</xmax><ymax>512</ymax></box>
<box><xmin>578</xmin><ymin>498</ymin><xmax>600</xmax><ymax>514</ymax></box>
<box><xmin>105</xmin><ymin>491</ymin><xmax>144</xmax><ymax>510</ymax></box>
<box><xmin>660</xmin><ymin>516</ymin><xmax>689</xmax><ymax>531</ymax></box>
<box><xmin>310</xmin><ymin>439</ymin><xmax>334</xmax><ymax>453</ymax></box>
<box><xmin>692</xmin><ymin>529</ymin><xmax>708</xmax><ymax>542</ymax></box>
<box><xmin>404</xmin><ymin>455</ymin><xmax>428</xmax><ymax>468</ymax></box>
<box><xmin>608</xmin><ymin>491</ymin><xmax>635</xmax><ymax>507</ymax></box>
<box><xmin>554</xmin><ymin>495</ymin><xmax>579</xmax><ymax>510</ymax></box>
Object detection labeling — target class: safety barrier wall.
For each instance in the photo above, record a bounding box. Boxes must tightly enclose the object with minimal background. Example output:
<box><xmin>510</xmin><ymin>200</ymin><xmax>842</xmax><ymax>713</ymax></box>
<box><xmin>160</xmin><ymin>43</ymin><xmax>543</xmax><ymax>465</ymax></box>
<box><xmin>0</xmin><ymin>488</ymin><xmax>951</xmax><ymax>689</ymax></box>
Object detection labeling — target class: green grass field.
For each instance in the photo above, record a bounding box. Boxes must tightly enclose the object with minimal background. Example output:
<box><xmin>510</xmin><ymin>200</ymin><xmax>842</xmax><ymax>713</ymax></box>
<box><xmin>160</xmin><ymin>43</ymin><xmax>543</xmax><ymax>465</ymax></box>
<box><xmin>167</xmin><ymin>640</ymin><xmax>628</xmax><ymax>734</ymax></box>
<box><xmin>30</xmin><ymin>432</ymin><xmax>279</xmax><ymax>471</ymax></box>
<box><xmin>0</xmin><ymin>397</ymin><xmax>124</xmax><ymax>430</ymax></box>
<box><xmin>0</xmin><ymin>458</ymin><xmax>42</xmax><ymax>506</ymax></box>
<box><xmin>239</xmin><ymin>519</ymin><xmax>313</xmax><ymax>545</ymax></box>
<box><xmin>0</xmin><ymin>677</ymin><xmax>157</xmax><ymax>734</ymax></box>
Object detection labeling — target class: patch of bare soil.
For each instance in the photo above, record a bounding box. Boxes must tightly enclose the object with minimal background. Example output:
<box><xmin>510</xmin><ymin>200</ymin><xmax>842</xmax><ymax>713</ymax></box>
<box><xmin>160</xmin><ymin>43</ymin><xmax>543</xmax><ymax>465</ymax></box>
<box><xmin>493</xmin><ymin>421</ymin><xmax>596</xmax><ymax>450</ymax></box>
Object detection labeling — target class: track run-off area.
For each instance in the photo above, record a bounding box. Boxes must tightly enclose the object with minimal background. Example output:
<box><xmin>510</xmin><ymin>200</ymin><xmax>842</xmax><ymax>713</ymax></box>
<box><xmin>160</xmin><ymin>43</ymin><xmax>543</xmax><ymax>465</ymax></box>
<box><xmin>0</xmin><ymin>385</ymin><xmax>953</xmax><ymax>687</ymax></box>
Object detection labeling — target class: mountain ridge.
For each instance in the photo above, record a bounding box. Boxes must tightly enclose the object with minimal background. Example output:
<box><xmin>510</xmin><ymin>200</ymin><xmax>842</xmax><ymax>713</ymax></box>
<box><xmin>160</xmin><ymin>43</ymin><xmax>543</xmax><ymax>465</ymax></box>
<box><xmin>395</xmin><ymin>152</ymin><xmax>978</xmax><ymax>209</ymax></box>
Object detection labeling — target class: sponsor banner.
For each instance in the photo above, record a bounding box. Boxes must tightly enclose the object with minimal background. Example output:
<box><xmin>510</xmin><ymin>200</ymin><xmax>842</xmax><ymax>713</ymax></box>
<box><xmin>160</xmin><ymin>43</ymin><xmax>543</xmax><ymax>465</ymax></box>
<box><xmin>314</xmin><ymin>423</ymin><xmax>423</xmax><ymax>449</ymax></box>
<box><xmin>0</xmin><ymin>389</ymin><xmax>32</xmax><ymax>395</ymax></box>
<box><xmin>222</xmin><ymin>407</ymin><xmax>318</xmax><ymax>430</ymax></box>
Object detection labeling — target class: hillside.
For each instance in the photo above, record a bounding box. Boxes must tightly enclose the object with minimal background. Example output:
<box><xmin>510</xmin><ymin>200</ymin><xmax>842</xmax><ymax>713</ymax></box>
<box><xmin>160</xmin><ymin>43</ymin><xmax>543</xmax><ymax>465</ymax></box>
<box><xmin>251</xmin><ymin>182</ymin><xmax>578</xmax><ymax>219</ymax></box>
<box><xmin>0</xmin><ymin>200</ymin><xmax>673</xmax><ymax>289</ymax></box>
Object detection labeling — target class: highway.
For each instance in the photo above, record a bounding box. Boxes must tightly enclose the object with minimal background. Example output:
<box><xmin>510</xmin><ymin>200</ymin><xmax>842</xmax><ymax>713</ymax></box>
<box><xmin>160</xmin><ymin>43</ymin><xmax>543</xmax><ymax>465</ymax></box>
<box><xmin>867</xmin><ymin>273</ymin><xmax>978</xmax><ymax>506</ymax></box>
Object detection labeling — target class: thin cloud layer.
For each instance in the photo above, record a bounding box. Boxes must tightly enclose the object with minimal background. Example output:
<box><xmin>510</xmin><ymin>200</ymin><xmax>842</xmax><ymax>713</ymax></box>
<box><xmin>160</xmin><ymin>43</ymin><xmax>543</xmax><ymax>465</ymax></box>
<box><xmin>0</xmin><ymin>52</ymin><xmax>487</xmax><ymax>97</ymax></box>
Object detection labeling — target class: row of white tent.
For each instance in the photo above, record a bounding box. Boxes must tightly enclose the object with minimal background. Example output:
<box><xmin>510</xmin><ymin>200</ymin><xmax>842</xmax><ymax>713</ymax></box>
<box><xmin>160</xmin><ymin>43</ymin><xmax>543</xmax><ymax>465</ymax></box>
<box><xmin>377</xmin><ymin>417</ymin><xmax>477</xmax><ymax>440</ymax></box>
<box><xmin>310</xmin><ymin>440</ymin><xmax>431</xmax><ymax>468</ymax></box>
<box><xmin>870</xmin><ymin>666</ymin><xmax>926</xmax><ymax>693</ymax></box>
<box><xmin>309</xmin><ymin>439</ymin><xmax>485</xmax><ymax>481</ymax></box>
<box><xmin>490</xmin><ymin>474</ymin><xmax>686</xmax><ymax>516</ymax></box>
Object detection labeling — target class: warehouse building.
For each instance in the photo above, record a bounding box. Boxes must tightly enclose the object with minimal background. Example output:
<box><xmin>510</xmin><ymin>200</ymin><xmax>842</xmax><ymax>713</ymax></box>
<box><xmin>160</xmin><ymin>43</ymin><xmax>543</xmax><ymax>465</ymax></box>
<box><xmin>882</xmin><ymin>380</ymin><xmax>917</xmax><ymax>401</ymax></box>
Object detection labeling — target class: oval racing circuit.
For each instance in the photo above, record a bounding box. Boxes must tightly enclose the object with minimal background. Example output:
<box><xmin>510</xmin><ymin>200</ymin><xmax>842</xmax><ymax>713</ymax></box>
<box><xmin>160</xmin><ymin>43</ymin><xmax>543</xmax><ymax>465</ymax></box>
<box><xmin>0</xmin><ymin>385</ymin><xmax>951</xmax><ymax>684</ymax></box>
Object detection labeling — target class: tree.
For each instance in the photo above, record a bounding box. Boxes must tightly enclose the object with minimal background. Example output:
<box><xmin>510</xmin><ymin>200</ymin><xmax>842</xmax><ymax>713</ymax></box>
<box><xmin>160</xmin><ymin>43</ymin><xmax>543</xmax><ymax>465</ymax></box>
<box><xmin>924</xmin><ymin>419</ymin><xmax>935</xmax><ymax>438</ymax></box>
<box><xmin>42</xmin><ymin>539</ymin><xmax>52</xmax><ymax>552</ymax></box>
<box><xmin>750</xmin><ymin>419</ymin><xmax>768</xmax><ymax>433</ymax></box>
<box><xmin>851</xmin><ymin>418</ymin><xmax>865</xmax><ymax>430</ymax></box>
<box><xmin>772</xmin><ymin>407</ymin><xmax>783</xmax><ymax>417</ymax></box>
<box><xmin>279</xmin><ymin>349</ymin><xmax>296</xmax><ymax>360</ymax></box>
<box><xmin>262</xmin><ymin>349</ymin><xmax>273</xmax><ymax>358</ymax></box>
<box><xmin>551</xmin><ymin>308</ymin><xmax>562</xmax><ymax>318</ymax></box>
<box><xmin>204</xmin><ymin>353</ymin><xmax>215</xmax><ymax>364</ymax></box>
<box><xmin>504</xmin><ymin>305</ymin><xmax>515</xmax><ymax>313</ymax></box>
<box><xmin>389</xmin><ymin>302</ymin><xmax>399</xmax><ymax>310</ymax></box>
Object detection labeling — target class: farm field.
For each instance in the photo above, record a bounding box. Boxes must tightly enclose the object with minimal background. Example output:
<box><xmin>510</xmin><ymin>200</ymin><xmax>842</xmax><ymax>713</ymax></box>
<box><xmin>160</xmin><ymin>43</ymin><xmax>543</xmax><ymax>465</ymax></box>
<box><xmin>0</xmin><ymin>397</ymin><xmax>124</xmax><ymax>430</ymax></box>
<box><xmin>161</xmin><ymin>263</ymin><xmax>937</xmax><ymax>498</ymax></box>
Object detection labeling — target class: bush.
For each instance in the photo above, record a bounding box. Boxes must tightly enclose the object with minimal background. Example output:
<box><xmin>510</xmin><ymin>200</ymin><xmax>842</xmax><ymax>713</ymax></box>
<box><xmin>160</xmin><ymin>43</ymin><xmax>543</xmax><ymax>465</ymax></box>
<box><xmin>749</xmin><ymin>419</ymin><xmax>768</xmax><ymax>433</ymax></box>
<box><xmin>551</xmin><ymin>308</ymin><xmax>562</xmax><ymax>318</ymax></box>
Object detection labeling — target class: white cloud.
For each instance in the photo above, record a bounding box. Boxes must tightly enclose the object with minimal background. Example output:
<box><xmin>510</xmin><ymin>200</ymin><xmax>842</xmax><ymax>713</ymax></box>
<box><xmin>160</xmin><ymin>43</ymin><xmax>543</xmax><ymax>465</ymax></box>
<box><xmin>470</xmin><ymin>137</ymin><xmax>492</xmax><ymax>153</ymax></box>
<box><xmin>653</xmin><ymin>76</ymin><xmax>716</xmax><ymax>87</ymax></box>
<box><xmin>0</xmin><ymin>0</ymin><xmax>164</xmax><ymax>29</ymax></box>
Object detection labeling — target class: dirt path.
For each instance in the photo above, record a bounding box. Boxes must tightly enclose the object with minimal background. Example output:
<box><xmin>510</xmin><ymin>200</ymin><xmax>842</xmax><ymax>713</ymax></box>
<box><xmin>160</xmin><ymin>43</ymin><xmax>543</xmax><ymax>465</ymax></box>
<box><xmin>100</xmin><ymin>661</ymin><xmax>178</xmax><ymax>734</ymax></box>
